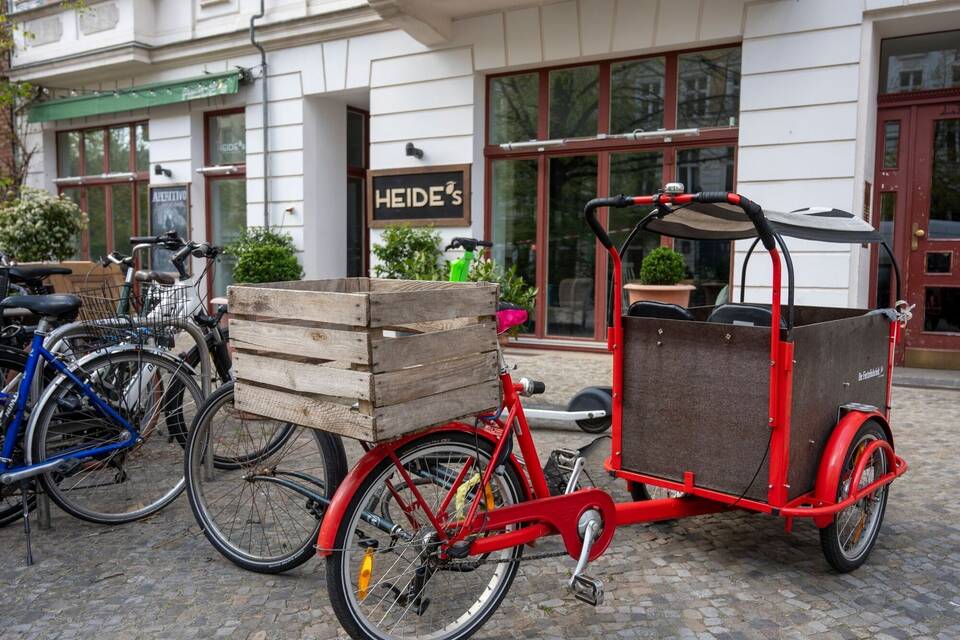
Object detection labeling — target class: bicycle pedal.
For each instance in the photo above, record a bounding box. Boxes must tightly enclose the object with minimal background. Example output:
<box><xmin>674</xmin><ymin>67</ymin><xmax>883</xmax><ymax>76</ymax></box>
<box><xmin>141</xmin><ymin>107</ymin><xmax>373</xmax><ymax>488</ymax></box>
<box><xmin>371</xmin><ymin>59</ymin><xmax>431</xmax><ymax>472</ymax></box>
<box><xmin>553</xmin><ymin>448</ymin><xmax>579</xmax><ymax>470</ymax></box>
<box><xmin>570</xmin><ymin>574</ymin><xmax>604</xmax><ymax>606</ymax></box>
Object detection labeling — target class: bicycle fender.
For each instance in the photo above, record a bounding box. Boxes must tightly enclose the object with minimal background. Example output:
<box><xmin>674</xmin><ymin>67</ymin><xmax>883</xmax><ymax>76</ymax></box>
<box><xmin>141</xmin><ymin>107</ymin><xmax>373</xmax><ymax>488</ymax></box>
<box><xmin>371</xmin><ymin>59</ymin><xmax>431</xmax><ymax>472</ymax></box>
<box><xmin>316</xmin><ymin>422</ymin><xmax>531</xmax><ymax>557</ymax></box>
<box><xmin>23</xmin><ymin>346</ymin><xmax>197</xmax><ymax>466</ymax></box>
<box><xmin>810</xmin><ymin>409</ymin><xmax>893</xmax><ymax>529</ymax></box>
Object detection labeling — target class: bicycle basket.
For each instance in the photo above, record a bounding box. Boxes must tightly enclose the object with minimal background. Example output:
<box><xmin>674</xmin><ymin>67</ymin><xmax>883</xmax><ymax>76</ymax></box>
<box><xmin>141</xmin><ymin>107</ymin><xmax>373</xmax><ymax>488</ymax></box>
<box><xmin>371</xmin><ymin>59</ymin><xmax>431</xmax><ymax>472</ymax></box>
<box><xmin>74</xmin><ymin>281</ymin><xmax>192</xmax><ymax>350</ymax></box>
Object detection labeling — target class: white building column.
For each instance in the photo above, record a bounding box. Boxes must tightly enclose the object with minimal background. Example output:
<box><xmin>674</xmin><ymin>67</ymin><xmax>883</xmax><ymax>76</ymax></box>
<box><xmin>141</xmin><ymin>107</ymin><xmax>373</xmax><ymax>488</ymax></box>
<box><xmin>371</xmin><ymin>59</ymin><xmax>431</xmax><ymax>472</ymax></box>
<box><xmin>302</xmin><ymin>96</ymin><xmax>347</xmax><ymax>279</ymax></box>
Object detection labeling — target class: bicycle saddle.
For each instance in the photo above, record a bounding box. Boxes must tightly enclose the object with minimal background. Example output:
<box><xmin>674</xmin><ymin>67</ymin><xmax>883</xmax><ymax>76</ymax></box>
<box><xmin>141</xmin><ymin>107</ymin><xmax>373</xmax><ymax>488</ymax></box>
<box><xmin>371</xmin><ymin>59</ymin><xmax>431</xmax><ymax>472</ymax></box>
<box><xmin>0</xmin><ymin>294</ymin><xmax>81</xmax><ymax>318</ymax></box>
<box><xmin>8</xmin><ymin>265</ymin><xmax>72</xmax><ymax>283</ymax></box>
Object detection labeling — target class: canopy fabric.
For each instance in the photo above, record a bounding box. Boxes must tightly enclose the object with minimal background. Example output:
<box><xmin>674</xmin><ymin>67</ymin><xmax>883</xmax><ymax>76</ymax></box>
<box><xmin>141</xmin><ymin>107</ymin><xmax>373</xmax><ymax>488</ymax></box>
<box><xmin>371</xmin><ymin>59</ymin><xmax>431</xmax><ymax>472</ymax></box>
<box><xmin>644</xmin><ymin>203</ymin><xmax>883</xmax><ymax>244</ymax></box>
<box><xmin>28</xmin><ymin>70</ymin><xmax>246</xmax><ymax>123</ymax></box>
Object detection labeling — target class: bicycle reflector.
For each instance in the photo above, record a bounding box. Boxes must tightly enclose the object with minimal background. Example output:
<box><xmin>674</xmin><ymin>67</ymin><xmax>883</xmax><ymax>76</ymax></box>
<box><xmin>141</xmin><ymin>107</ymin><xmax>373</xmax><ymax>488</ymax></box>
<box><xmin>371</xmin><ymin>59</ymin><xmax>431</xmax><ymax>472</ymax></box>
<box><xmin>358</xmin><ymin>548</ymin><xmax>374</xmax><ymax>601</ymax></box>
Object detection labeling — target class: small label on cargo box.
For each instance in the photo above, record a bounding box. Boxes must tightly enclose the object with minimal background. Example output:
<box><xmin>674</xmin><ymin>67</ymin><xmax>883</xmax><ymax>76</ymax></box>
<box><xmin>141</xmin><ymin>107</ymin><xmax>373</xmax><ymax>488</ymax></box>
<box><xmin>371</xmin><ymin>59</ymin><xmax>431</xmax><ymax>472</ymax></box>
<box><xmin>857</xmin><ymin>366</ymin><xmax>884</xmax><ymax>382</ymax></box>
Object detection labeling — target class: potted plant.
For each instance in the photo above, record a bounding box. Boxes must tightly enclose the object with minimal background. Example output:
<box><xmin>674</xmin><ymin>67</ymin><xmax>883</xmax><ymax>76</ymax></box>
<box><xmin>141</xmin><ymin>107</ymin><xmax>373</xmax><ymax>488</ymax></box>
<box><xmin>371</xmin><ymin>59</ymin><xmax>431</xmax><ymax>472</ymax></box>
<box><xmin>228</xmin><ymin>227</ymin><xmax>304</xmax><ymax>284</ymax></box>
<box><xmin>624</xmin><ymin>246</ymin><xmax>695</xmax><ymax>306</ymax></box>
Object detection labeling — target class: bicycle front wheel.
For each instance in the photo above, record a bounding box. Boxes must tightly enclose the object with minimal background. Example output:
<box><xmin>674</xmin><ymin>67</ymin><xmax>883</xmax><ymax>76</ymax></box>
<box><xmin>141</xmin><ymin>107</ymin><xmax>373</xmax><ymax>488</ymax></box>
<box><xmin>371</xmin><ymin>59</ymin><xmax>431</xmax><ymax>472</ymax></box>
<box><xmin>31</xmin><ymin>348</ymin><xmax>202</xmax><ymax>524</ymax></box>
<box><xmin>185</xmin><ymin>382</ymin><xmax>347</xmax><ymax>573</ymax></box>
<box><xmin>327</xmin><ymin>431</ymin><xmax>525</xmax><ymax>640</ymax></box>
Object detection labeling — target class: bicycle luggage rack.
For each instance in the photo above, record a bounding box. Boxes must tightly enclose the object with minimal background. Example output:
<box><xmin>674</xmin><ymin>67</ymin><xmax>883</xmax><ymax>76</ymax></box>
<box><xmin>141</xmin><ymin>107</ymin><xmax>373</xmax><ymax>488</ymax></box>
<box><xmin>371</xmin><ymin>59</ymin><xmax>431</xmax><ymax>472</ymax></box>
<box><xmin>229</xmin><ymin>277</ymin><xmax>500</xmax><ymax>442</ymax></box>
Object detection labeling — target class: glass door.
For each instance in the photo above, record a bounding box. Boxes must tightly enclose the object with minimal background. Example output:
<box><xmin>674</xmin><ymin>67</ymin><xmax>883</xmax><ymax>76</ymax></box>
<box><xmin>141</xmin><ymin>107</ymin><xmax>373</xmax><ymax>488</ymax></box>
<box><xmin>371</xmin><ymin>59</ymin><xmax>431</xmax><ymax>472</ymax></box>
<box><xmin>490</xmin><ymin>158</ymin><xmax>538</xmax><ymax>334</ymax></box>
<box><xmin>209</xmin><ymin>177</ymin><xmax>247</xmax><ymax>296</ymax></box>
<box><xmin>546</xmin><ymin>155</ymin><xmax>598</xmax><ymax>338</ymax></box>
<box><xmin>905</xmin><ymin>109</ymin><xmax>960</xmax><ymax>361</ymax></box>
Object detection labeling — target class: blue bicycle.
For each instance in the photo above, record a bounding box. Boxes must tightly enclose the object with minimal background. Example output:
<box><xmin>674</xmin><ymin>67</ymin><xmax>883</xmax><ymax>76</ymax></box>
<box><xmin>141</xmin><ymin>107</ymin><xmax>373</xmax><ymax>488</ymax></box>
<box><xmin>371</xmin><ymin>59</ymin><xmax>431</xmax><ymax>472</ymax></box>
<box><xmin>0</xmin><ymin>293</ymin><xmax>203</xmax><ymax>556</ymax></box>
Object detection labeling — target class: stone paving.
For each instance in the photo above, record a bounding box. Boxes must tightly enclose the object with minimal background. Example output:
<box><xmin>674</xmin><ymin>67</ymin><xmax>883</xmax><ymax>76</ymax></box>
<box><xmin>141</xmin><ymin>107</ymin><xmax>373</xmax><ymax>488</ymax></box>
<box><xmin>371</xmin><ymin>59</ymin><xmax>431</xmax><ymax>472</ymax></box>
<box><xmin>0</xmin><ymin>349</ymin><xmax>958</xmax><ymax>639</ymax></box>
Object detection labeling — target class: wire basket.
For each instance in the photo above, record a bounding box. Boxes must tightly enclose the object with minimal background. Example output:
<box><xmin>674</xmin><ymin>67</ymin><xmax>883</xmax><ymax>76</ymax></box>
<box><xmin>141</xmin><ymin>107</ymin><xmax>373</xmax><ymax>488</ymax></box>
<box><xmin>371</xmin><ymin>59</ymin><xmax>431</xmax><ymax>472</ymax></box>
<box><xmin>74</xmin><ymin>281</ymin><xmax>193</xmax><ymax>351</ymax></box>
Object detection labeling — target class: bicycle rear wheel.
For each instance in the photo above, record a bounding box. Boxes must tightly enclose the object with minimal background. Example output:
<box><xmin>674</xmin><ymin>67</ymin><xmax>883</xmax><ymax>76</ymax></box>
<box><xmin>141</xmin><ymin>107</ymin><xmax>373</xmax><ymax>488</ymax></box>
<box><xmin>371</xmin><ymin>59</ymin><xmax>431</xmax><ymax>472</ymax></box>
<box><xmin>326</xmin><ymin>431</ymin><xmax>524</xmax><ymax>640</ymax></box>
<box><xmin>31</xmin><ymin>348</ymin><xmax>202</xmax><ymax>524</ymax></box>
<box><xmin>185</xmin><ymin>382</ymin><xmax>347</xmax><ymax>573</ymax></box>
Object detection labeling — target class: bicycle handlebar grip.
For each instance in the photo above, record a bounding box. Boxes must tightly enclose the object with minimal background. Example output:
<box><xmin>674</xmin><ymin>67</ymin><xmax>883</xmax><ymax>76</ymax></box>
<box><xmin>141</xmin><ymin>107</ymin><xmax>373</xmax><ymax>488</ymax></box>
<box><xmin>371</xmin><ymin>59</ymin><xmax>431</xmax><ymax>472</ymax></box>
<box><xmin>583</xmin><ymin>195</ymin><xmax>632</xmax><ymax>250</ymax></box>
<box><xmin>695</xmin><ymin>192</ymin><xmax>777</xmax><ymax>252</ymax></box>
<box><xmin>529</xmin><ymin>380</ymin><xmax>546</xmax><ymax>395</ymax></box>
<box><xmin>130</xmin><ymin>236</ymin><xmax>158</xmax><ymax>244</ymax></box>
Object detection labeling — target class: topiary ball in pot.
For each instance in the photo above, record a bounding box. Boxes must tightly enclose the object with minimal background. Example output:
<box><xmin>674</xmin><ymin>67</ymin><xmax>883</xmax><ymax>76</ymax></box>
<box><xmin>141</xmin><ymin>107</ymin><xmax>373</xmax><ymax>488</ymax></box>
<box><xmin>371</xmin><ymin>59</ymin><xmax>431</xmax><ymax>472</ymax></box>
<box><xmin>228</xmin><ymin>227</ymin><xmax>304</xmax><ymax>284</ymax></box>
<box><xmin>625</xmin><ymin>246</ymin><xmax>695</xmax><ymax>307</ymax></box>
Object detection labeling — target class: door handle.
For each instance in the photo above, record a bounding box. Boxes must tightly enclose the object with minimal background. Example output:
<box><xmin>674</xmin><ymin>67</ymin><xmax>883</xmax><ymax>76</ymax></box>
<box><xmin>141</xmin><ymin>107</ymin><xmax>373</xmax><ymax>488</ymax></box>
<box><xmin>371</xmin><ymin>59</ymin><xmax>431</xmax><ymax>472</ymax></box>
<box><xmin>911</xmin><ymin>223</ymin><xmax>925</xmax><ymax>250</ymax></box>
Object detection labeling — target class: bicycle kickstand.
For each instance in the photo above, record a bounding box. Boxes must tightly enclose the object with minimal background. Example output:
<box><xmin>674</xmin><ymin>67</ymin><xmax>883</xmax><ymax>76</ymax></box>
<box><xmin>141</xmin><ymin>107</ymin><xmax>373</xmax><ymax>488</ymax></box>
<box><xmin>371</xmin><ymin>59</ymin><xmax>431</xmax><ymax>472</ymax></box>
<box><xmin>20</xmin><ymin>479</ymin><xmax>33</xmax><ymax>566</ymax></box>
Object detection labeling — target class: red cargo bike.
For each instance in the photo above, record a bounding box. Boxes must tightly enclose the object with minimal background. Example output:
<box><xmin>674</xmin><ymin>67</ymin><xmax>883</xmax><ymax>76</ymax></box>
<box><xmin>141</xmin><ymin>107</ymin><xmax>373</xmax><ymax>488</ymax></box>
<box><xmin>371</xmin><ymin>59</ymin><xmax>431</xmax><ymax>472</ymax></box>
<box><xmin>317</xmin><ymin>189</ymin><xmax>910</xmax><ymax>640</ymax></box>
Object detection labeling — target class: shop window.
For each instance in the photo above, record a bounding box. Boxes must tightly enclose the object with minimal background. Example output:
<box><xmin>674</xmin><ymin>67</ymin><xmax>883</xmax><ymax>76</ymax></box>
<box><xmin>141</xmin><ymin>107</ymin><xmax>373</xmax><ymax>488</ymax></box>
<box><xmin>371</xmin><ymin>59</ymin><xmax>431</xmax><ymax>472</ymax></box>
<box><xmin>880</xmin><ymin>30</ymin><xmax>960</xmax><ymax>94</ymax></box>
<box><xmin>205</xmin><ymin>111</ymin><xmax>247</xmax><ymax>296</ymax></box>
<box><xmin>488</xmin><ymin>72</ymin><xmax>539</xmax><ymax>144</ymax></box>
<box><xmin>490</xmin><ymin>158</ymin><xmax>538</xmax><ymax>333</ymax></box>
<box><xmin>610</xmin><ymin>57</ymin><xmax>665</xmax><ymax>134</ymax></box>
<box><xmin>677</xmin><ymin>47</ymin><xmax>741</xmax><ymax>128</ymax></box>
<box><xmin>608</xmin><ymin>151</ymin><xmax>663</xmax><ymax>283</ymax></box>
<box><xmin>55</xmin><ymin>123</ymin><xmax>149</xmax><ymax>260</ymax></box>
<box><xmin>549</xmin><ymin>65</ymin><xmax>599</xmax><ymax>138</ymax></box>
<box><xmin>674</xmin><ymin>147</ymin><xmax>735</xmax><ymax>306</ymax></box>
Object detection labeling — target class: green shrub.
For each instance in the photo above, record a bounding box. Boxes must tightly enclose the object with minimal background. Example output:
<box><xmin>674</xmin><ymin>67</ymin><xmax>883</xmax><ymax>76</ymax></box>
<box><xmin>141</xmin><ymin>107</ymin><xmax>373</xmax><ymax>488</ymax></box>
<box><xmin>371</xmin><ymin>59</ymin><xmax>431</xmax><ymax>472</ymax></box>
<box><xmin>0</xmin><ymin>188</ymin><xmax>86</xmax><ymax>261</ymax></box>
<box><xmin>372</xmin><ymin>225</ymin><xmax>446</xmax><ymax>280</ymax></box>
<box><xmin>228</xmin><ymin>227</ymin><xmax>303</xmax><ymax>284</ymax></box>
<box><xmin>468</xmin><ymin>257</ymin><xmax>537</xmax><ymax>313</ymax></box>
<box><xmin>638</xmin><ymin>246</ymin><xmax>686</xmax><ymax>285</ymax></box>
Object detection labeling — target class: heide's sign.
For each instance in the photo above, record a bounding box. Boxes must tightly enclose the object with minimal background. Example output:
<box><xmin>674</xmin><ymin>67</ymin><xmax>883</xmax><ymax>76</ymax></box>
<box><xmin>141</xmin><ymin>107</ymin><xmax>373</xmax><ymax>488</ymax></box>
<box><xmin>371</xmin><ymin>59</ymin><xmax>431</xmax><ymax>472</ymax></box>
<box><xmin>367</xmin><ymin>164</ymin><xmax>470</xmax><ymax>227</ymax></box>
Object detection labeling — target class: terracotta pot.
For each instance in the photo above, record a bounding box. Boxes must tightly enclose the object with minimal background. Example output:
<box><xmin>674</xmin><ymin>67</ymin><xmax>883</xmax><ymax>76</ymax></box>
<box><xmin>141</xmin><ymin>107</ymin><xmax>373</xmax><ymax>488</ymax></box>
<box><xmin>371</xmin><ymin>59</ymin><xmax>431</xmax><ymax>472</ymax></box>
<box><xmin>624</xmin><ymin>283</ymin><xmax>696</xmax><ymax>307</ymax></box>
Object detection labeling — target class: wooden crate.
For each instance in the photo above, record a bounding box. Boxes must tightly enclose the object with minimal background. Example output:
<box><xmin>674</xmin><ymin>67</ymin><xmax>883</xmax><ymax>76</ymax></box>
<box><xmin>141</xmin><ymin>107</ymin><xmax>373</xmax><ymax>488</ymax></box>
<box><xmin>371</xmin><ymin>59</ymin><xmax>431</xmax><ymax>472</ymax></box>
<box><xmin>229</xmin><ymin>278</ymin><xmax>501</xmax><ymax>442</ymax></box>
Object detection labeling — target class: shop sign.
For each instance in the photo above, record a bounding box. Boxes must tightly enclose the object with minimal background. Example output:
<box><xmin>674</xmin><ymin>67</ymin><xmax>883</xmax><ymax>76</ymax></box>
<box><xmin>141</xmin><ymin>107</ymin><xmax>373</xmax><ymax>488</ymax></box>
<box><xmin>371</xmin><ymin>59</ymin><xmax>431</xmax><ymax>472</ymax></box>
<box><xmin>367</xmin><ymin>164</ymin><xmax>470</xmax><ymax>227</ymax></box>
<box><xmin>149</xmin><ymin>184</ymin><xmax>190</xmax><ymax>271</ymax></box>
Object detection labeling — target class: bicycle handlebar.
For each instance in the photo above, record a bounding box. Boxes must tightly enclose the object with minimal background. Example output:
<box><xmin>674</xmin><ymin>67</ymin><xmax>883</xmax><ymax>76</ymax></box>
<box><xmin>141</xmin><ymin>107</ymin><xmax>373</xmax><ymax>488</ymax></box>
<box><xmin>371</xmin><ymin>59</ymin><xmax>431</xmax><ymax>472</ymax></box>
<box><xmin>445</xmin><ymin>237</ymin><xmax>493</xmax><ymax>252</ymax></box>
<box><xmin>583</xmin><ymin>192</ymin><xmax>776</xmax><ymax>252</ymax></box>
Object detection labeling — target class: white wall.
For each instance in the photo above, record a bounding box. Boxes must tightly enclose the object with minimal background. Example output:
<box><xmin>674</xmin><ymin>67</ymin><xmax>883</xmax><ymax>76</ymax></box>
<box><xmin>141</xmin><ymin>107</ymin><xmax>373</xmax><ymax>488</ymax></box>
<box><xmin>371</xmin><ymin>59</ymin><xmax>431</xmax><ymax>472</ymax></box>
<box><xmin>302</xmin><ymin>96</ymin><xmax>347</xmax><ymax>279</ymax></box>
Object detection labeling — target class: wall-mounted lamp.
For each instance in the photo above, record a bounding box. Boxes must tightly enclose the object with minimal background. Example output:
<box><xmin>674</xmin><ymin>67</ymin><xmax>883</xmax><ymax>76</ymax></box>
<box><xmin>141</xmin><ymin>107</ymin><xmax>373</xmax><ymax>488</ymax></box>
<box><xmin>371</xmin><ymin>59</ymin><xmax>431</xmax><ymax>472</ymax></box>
<box><xmin>154</xmin><ymin>164</ymin><xmax>172</xmax><ymax>178</ymax></box>
<box><xmin>405</xmin><ymin>142</ymin><xmax>424</xmax><ymax>159</ymax></box>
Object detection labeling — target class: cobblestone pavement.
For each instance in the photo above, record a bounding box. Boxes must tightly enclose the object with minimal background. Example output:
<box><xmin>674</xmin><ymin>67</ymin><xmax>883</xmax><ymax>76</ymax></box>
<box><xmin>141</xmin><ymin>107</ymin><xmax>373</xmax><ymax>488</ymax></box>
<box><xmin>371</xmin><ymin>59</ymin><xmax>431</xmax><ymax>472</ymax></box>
<box><xmin>0</xmin><ymin>349</ymin><xmax>958</xmax><ymax>639</ymax></box>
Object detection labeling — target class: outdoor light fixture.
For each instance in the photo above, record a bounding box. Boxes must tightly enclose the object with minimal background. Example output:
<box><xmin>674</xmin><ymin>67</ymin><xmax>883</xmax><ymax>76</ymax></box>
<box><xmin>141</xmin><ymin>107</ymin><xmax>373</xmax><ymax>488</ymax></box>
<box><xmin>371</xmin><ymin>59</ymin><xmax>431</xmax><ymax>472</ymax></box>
<box><xmin>405</xmin><ymin>142</ymin><xmax>424</xmax><ymax>159</ymax></box>
<box><xmin>154</xmin><ymin>164</ymin><xmax>172</xmax><ymax>177</ymax></box>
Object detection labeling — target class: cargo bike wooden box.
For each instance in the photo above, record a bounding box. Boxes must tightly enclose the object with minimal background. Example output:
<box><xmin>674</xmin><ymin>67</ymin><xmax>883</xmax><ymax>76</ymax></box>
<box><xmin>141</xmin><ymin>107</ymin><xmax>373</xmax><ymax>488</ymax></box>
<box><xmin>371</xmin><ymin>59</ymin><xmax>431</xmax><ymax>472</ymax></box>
<box><xmin>228</xmin><ymin>278</ymin><xmax>500</xmax><ymax>443</ymax></box>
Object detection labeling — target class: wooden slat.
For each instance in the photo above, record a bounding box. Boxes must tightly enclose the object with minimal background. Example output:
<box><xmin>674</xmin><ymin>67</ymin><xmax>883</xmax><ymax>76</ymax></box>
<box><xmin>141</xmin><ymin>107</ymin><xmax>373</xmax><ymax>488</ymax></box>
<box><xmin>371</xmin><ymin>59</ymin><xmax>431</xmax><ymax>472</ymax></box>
<box><xmin>371</xmin><ymin>321</ymin><xmax>497</xmax><ymax>373</ymax></box>
<box><xmin>230</xmin><ymin>318</ymin><xmax>370</xmax><ymax>364</ymax></box>
<box><xmin>367</xmin><ymin>286</ymin><xmax>497</xmax><ymax>327</ymax></box>
<box><xmin>371</xmin><ymin>279</ymin><xmax>490</xmax><ymax>292</ymax></box>
<box><xmin>373</xmin><ymin>379</ymin><xmax>500</xmax><ymax>441</ymax></box>
<box><xmin>229</xmin><ymin>286</ymin><xmax>368</xmax><ymax>325</ymax></box>
<box><xmin>373</xmin><ymin>351</ymin><xmax>497</xmax><ymax>407</ymax></box>
<box><xmin>235</xmin><ymin>382</ymin><xmax>375</xmax><ymax>440</ymax></box>
<box><xmin>235</xmin><ymin>352</ymin><xmax>372</xmax><ymax>400</ymax></box>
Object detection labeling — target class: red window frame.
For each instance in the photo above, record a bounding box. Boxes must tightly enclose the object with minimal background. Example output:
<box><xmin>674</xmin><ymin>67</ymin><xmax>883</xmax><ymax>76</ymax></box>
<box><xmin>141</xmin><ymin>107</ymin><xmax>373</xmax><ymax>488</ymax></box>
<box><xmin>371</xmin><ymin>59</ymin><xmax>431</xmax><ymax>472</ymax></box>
<box><xmin>55</xmin><ymin>121</ymin><xmax>150</xmax><ymax>259</ymax></box>
<box><xmin>483</xmin><ymin>45</ymin><xmax>741</xmax><ymax>343</ymax></box>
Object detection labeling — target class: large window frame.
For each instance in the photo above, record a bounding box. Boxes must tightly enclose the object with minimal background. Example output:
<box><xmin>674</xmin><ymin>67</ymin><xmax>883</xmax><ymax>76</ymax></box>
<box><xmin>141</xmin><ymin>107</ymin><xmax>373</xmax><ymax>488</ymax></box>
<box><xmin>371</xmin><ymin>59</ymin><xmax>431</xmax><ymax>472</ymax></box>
<box><xmin>55</xmin><ymin>121</ymin><xmax>150</xmax><ymax>260</ymax></box>
<box><xmin>484</xmin><ymin>45</ymin><xmax>740</xmax><ymax>343</ymax></box>
<box><xmin>203</xmin><ymin>108</ymin><xmax>247</xmax><ymax>298</ymax></box>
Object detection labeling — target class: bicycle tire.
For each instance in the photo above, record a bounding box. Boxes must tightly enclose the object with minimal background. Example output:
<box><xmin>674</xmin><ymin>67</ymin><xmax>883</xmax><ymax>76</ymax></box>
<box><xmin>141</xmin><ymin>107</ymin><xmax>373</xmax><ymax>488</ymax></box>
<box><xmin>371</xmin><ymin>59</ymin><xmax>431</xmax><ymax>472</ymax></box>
<box><xmin>31</xmin><ymin>348</ymin><xmax>203</xmax><ymax>524</ymax></box>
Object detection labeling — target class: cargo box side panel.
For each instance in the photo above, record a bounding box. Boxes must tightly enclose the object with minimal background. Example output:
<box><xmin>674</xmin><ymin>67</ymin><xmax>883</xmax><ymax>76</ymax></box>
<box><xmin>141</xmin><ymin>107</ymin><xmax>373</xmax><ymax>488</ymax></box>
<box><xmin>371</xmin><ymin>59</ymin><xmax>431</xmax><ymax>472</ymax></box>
<box><xmin>788</xmin><ymin>313</ymin><xmax>891</xmax><ymax>499</ymax></box>
<box><xmin>621</xmin><ymin>317</ymin><xmax>772</xmax><ymax>502</ymax></box>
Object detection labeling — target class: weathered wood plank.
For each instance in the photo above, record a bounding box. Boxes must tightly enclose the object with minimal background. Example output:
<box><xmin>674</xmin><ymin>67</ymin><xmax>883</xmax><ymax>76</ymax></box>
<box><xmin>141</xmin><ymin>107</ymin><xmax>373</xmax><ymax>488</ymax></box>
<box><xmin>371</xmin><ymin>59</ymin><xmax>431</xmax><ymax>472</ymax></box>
<box><xmin>229</xmin><ymin>286</ymin><xmax>368</xmax><ymax>325</ymax></box>
<box><xmin>371</xmin><ymin>279</ymin><xmax>491</xmax><ymax>292</ymax></box>
<box><xmin>231</xmin><ymin>318</ymin><xmax>370</xmax><ymax>363</ymax></box>
<box><xmin>371</xmin><ymin>321</ymin><xmax>498</xmax><ymax>373</ymax></box>
<box><xmin>367</xmin><ymin>285</ymin><xmax>497</xmax><ymax>327</ymax></box>
<box><xmin>373</xmin><ymin>351</ymin><xmax>498</xmax><ymax>407</ymax></box>
<box><xmin>373</xmin><ymin>379</ymin><xmax>500</xmax><ymax>441</ymax></box>
<box><xmin>235</xmin><ymin>383</ymin><xmax>375</xmax><ymax>440</ymax></box>
<box><xmin>235</xmin><ymin>352</ymin><xmax>372</xmax><ymax>400</ymax></box>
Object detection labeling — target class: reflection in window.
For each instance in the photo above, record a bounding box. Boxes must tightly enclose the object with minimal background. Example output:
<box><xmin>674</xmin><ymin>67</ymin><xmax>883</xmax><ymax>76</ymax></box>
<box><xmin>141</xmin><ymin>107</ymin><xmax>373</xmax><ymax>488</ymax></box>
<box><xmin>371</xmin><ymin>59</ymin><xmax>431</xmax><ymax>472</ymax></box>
<box><xmin>930</xmin><ymin>118</ymin><xmax>960</xmax><ymax>240</ymax></box>
<box><xmin>57</xmin><ymin>131</ymin><xmax>81</xmax><ymax>177</ymax></box>
<box><xmin>549</xmin><ymin>66</ymin><xmax>598</xmax><ymax>138</ymax></box>
<box><xmin>489</xmin><ymin>73</ymin><xmax>539</xmax><ymax>144</ymax></box>
<box><xmin>84</xmin><ymin>130</ymin><xmax>104</xmax><ymax>174</ymax></box>
<box><xmin>924</xmin><ymin>287</ymin><xmax>960</xmax><ymax>333</ymax></box>
<box><xmin>675</xmin><ymin>147</ymin><xmax>735</xmax><ymax>306</ymax></box>
<box><xmin>875</xmin><ymin>192</ymin><xmax>897</xmax><ymax>308</ymax></box>
<box><xmin>880</xmin><ymin>30</ymin><xmax>960</xmax><ymax>94</ymax></box>
<box><xmin>883</xmin><ymin>121</ymin><xmax>900</xmax><ymax>168</ymax></box>
<box><xmin>208</xmin><ymin>113</ymin><xmax>246</xmax><ymax>165</ymax></box>
<box><xmin>608</xmin><ymin>152</ymin><xmax>663</xmax><ymax>286</ymax></box>
<box><xmin>135</xmin><ymin>124</ymin><xmax>149</xmax><ymax>172</ymax></box>
<box><xmin>926</xmin><ymin>252</ymin><xmax>951</xmax><ymax>274</ymax></box>
<box><xmin>677</xmin><ymin>48</ymin><xmax>741</xmax><ymax>129</ymax></box>
<box><xmin>491</xmin><ymin>159</ymin><xmax>538</xmax><ymax>333</ymax></box>
<box><xmin>547</xmin><ymin>155</ymin><xmax>597</xmax><ymax>337</ymax></box>
<box><xmin>610</xmin><ymin>58</ymin><xmax>665</xmax><ymax>134</ymax></box>
<box><xmin>108</xmin><ymin>126</ymin><xmax>130</xmax><ymax>173</ymax></box>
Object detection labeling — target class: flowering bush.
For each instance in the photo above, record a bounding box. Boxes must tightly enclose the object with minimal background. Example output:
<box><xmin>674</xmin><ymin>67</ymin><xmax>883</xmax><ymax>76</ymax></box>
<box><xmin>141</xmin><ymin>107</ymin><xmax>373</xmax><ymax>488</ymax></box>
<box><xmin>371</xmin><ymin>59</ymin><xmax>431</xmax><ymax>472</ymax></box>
<box><xmin>0</xmin><ymin>188</ymin><xmax>86</xmax><ymax>261</ymax></box>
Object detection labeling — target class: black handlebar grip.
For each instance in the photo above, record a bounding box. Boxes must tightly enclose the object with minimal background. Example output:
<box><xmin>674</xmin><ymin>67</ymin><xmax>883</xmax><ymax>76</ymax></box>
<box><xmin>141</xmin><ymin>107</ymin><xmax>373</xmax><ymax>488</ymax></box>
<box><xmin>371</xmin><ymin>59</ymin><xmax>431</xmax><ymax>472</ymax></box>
<box><xmin>130</xmin><ymin>236</ymin><xmax>158</xmax><ymax>244</ymax></box>
<box><xmin>529</xmin><ymin>380</ymin><xmax>546</xmax><ymax>395</ymax></box>
<box><xmin>584</xmin><ymin>195</ymin><xmax>632</xmax><ymax>250</ymax></box>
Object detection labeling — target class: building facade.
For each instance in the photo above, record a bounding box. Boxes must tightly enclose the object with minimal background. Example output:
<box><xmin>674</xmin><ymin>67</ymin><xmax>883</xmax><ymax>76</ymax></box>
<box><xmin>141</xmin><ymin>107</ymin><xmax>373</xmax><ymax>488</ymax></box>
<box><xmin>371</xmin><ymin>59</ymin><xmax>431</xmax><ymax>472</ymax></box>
<box><xmin>8</xmin><ymin>0</ymin><xmax>960</xmax><ymax>366</ymax></box>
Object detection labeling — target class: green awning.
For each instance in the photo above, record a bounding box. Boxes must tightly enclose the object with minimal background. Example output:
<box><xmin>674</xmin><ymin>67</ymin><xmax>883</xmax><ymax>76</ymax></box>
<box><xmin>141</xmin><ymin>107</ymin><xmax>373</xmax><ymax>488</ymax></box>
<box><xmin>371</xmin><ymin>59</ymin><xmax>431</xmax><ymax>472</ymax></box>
<box><xmin>28</xmin><ymin>70</ymin><xmax>247</xmax><ymax>123</ymax></box>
